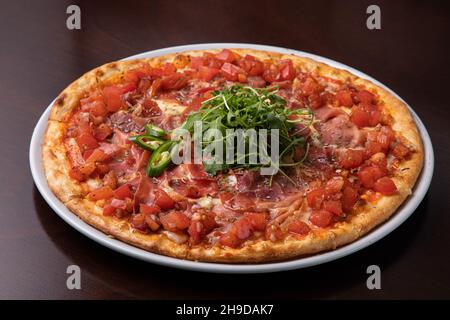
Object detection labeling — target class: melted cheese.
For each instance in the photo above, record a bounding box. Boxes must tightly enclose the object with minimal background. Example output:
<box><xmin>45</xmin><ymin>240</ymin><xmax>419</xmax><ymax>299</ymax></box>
<box><xmin>155</xmin><ymin>99</ymin><xmax>186</xmax><ymax>116</ymax></box>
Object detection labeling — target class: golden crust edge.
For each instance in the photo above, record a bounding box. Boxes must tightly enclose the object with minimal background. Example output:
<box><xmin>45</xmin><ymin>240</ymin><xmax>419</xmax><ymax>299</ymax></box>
<box><xmin>42</xmin><ymin>48</ymin><xmax>424</xmax><ymax>263</ymax></box>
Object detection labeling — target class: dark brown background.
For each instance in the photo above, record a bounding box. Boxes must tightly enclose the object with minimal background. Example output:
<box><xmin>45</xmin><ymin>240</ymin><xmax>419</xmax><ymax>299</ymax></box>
<box><xmin>1</xmin><ymin>0</ymin><xmax>449</xmax><ymax>299</ymax></box>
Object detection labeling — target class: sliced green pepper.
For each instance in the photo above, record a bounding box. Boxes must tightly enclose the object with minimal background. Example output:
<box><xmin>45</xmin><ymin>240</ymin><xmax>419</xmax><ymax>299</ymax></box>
<box><xmin>146</xmin><ymin>141</ymin><xmax>175</xmax><ymax>177</ymax></box>
<box><xmin>145</xmin><ymin>124</ymin><xmax>167</xmax><ymax>137</ymax></box>
<box><xmin>128</xmin><ymin>135</ymin><xmax>165</xmax><ymax>151</ymax></box>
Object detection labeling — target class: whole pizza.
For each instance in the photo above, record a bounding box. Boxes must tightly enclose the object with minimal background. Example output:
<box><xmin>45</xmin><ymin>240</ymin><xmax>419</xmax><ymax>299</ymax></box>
<box><xmin>43</xmin><ymin>48</ymin><xmax>423</xmax><ymax>263</ymax></box>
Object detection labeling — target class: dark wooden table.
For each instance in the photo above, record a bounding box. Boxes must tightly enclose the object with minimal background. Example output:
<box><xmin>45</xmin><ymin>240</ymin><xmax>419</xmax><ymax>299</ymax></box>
<box><xmin>1</xmin><ymin>0</ymin><xmax>449</xmax><ymax>299</ymax></box>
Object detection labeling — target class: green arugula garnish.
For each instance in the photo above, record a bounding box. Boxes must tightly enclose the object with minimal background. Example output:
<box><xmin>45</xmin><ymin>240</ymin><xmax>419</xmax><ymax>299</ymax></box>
<box><xmin>180</xmin><ymin>85</ymin><xmax>313</xmax><ymax>178</ymax></box>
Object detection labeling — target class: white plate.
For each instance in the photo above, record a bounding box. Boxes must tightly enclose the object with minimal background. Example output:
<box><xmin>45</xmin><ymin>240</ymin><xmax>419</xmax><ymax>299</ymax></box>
<box><xmin>30</xmin><ymin>43</ymin><xmax>434</xmax><ymax>273</ymax></box>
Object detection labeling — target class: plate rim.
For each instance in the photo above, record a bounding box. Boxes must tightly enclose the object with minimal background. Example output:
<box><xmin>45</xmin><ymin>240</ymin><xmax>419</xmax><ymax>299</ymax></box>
<box><xmin>29</xmin><ymin>43</ymin><xmax>434</xmax><ymax>274</ymax></box>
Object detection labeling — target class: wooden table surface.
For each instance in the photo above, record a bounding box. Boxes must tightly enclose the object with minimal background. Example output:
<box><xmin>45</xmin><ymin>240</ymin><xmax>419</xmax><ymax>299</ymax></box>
<box><xmin>1</xmin><ymin>0</ymin><xmax>449</xmax><ymax>299</ymax></box>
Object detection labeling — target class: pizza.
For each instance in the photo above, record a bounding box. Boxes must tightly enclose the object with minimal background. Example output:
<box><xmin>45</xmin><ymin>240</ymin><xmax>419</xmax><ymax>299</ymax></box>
<box><xmin>42</xmin><ymin>48</ymin><xmax>423</xmax><ymax>263</ymax></box>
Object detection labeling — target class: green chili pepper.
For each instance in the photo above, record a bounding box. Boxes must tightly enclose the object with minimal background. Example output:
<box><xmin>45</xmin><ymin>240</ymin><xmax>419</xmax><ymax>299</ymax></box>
<box><xmin>145</xmin><ymin>124</ymin><xmax>167</xmax><ymax>137</ymax></box>
<box><xmin>146</xmin><ymin>141</ymin><xmax>175</xmax><ymax>177</ymax></box>
<box><xmin>128</xmin><ymin>135</ymin><xmax>165</xmax><ymax>151</ymax></box>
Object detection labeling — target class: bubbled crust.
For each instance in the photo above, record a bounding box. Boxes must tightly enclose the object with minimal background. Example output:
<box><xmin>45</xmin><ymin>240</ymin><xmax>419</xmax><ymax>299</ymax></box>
<box><xmin>42</xmin><ymin>48</ymin><xmax>423</xmax><ymax>263</ymax></box>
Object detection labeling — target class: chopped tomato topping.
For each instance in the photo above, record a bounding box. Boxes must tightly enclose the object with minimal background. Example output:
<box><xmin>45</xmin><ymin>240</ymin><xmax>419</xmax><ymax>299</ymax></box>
<box><xmin>87</xmin><ymin>186</ymin><xmax>114</xmax><ymax>201</ymax></box>
<box><xmin>355</xmin><ymin>90</ymin><xmax>376</xmax><ymax>104</ymax></box>
<box><xmin>162</xmin><ymin>63</ymin><xmax>177</xmax><ymax>76</ymax></box>
<box><xmin>358</xmin><ymin>165</ymin><xmax>385</xmax><ymax>188</ymax></box>
<box><xmin>265</xmin><ymin>224</ymin><xmax>284</xmax><ymax>242</ymax></box>
<box><xmin>131</xmin><ymin>213</ymin><xmax>148</xmax><ymax>231</ymax></box>
<box><xmin>373</xmin><ymin>177</ymin><xmax>397</xmax><ymax>195</ymax></box>
<box><xmin>103</xmin><ymin>171</ymin><xmax>117</xmax><ymax>189</ymax></box>
<box><xmin>198</xmin><ymin>66</ymin><xmax>220</xmax><ymax>81</ymax></box>
<box><xmin>238</xmin><ymin>55</ymin><xmax>264</xmax><ymax>76</ymax></box>
<box><xmin>342</xmin><ymin>186</ymin><xmax>359</xmax><ymax>212</ymax></box>
<box><xmin>215</xmin><ymin>49</ymin><xmax>236</xmax><ymax>63</ymax></box>
<box><xmin>306</xmin><ymin>187</ymin><xmax>325</xmax><ymax>209</ymax></box>
<box><xmin>392</xmin><ymin>142</ymin><xmax>410</xmax><ymax>159</ymax></box>
<box><xmin>75</xmin><ymin>132</ymin><xmax>99</xmax><ymax>152</ymax></box>
<box><xmin>188</xmin><ymin>212</ymin><xmax>217</xmax><ymax>243</ymax></box>
<box><xmin>336</xmin><ymin>149</ymin><xmax>364</xmax><ymax>169</ymax></box>
<box><xmin>309</xmin><ymin>210</ymin><xmax>334</xmax><ymax>228</ymax></box>
<box><xmin>113</xmin><ymin>184</ymin><xmax>134</xmax><ymax>200</ymax></box>
<box><xmin>102</xmin><ymin>86</ymin><xmax>124</xmax><ymax>112</ymax></box>
<box><xmin>221</xmin><ymin>62</ymin><xmax>245</xmax><ymax>82</ymax></box>
<box><xmin>160</xmin><ymin>212</ymin><xmax>191</xmax><ymax>232</ymax></box>
<box><xmin>287</xmin><ymin>220</ymin><xmax>310</xmax><ymax>235</ymax></box>
<box><xmin>190</xmin><ymin>56</ymin><xmax>205</xmax><ymax>69</ymax></box>
<box><xmin>299</xmin><ymin>77</ymin><xmax>322</xmax><ymax>96</ymax></box>
<box><xmin>154</xmin><ymin>189</ymin><xmax>175</xmax><ymax>210</ymax></box>
<box><xmin>279</xmin><ymin>59</ymin><xmax>296</xmax><ymax>80</ymax></box>
<box><xmin>335</xmin><ymin>90</ymin><xmax>354</xmax><ymax>107</ymax></box>
<box><xmin>351</xmin><ymin>103</ymin><xmax>381</xmax><ymax>127</ymax></box>
<box><xmin>219</xmin><ymin>233</ymin><xmax>241</xmax><ymax>248</ymax></box>
<box><xmin>262</xmin><ymin>64</ymin><xmax>281</xmax><ymax>83</ymax></box>
<box><xmin>244</xmin><ymin>212</ymin><xmax>267</xmax><ymax>231</ymax></box>
<box><xmin>323</xmin><ymin>200</ymin><xmax>343</xmax><ymax>216</ymax></box>
<box><xmin>325</xmin><ymin>176</ymin><xmax>345</xmax><ymax>195</ymax></box>
<box><xmin>139</xmin><ymin>203</ymin><xmax>161</xmax><ymax>216</ymax></box>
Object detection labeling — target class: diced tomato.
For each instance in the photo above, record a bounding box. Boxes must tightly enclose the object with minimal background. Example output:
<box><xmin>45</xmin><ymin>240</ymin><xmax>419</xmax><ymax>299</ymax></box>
<box><xmin>145</xmin><ymin>214</ymin><xmax>160</xmax><ymax>231</ymax></box>
<box><xmin>102</xmin><ymin>86</ymin><xmax>124</xmax><ymax>112</ymax></box>
<box><xmin>161</xmin><ymin>73</ymin><xmax>188</xmax><ymax>90</ymax></box>
<box><xmin>369</xmin><ymin>152</ymin><xmax>388</xmax><ymax>173</ymax></box>
<box><xmin>358</xmin><ymin>165</ymin><xmax>385</xmax><ymax>188</ymax></box>
<box><xmin>287</xmin><ymin>220</ymin><xmax>310</xmax><ymax>235</ymax></box>
<box><xmin>355</xmin><ymin>90</ymin><xmax>376</xmax><ymax>104</ymax></box>
<box><xmin>154</xmin><ymin>189</ymin><xmax>175</xmax><ymax>210</ymax></box>
<box><xmin>351</xmin><ymin>105</ymin><xmax>371</xmax><ymax>128</ymax></box>
<box><xmin>219</xmin><ymin>233</ymin><xmax>241</xmax><ymax>248</ymax></box>
<box><xmin>342</xmin><ymin>186</ymin><xmax>359</xmax><ymax>212</ymax></box>
<box><xmin>323</xmin><ymin>200</ymin><xmax>343</xmax><ymax>216</ymax></box>
<box><xmin>308</xmin><ymin>93</ymin><xmax>324</xmax><ymax>109</ymax></box>
<box><xmin>309</xmin><ymin>210</ymin><xmax>334</xmax><ymax>228</ymax></box>
<box><xmin>160</xmin><ymin>212</ymin><xmax>190</xmax><ymax>232</ymax></box>
<box><xmin>87</xmin><ymin>186</ymin><xmax>114</xmax><ymax>201</ymax></box>
<box><xmin>351</xmin><ymin>103</ymin><xmax>381</xmax><ymax>128</ymax></box>
<box><xmin>162</xmin><ymin>63</ymin><xmax>177</xmax><ymax>76</ymax></box>
<box><xmin>140</xmin><ymin>203</ymin><xmax>161</xmax><ymax>215</ymax></box>
<box><xmin>86</xmin><ymin>99</ymin><xmax>108</xmax><ymax>117</ymax></box>
<box><xmin>279</xmin><ymin>59</ymin><xmax>296</xmax><ymax>80</ymax></box>
<box><xmin>85</xmin><ymin>148</ymin><xmax>107</xmax><ymax>164</ymax></box>
<box><xmin>198</xmin><ymin>66</ymin><xmax>220</xmax><ymax>81</ymax></box>
<box><xmin>230</xmin><ymin>217</ymin><xmax>253</xmax><ymax>239</ymax></box>
<box><xmin>188</xmin><ymin>213</ymin><xmax>216</xmax><ymax>243</ymax></box>
<box><xmin>120</xmin><ymin>82</ymin><xmax>137</xmax><ymax>94</ymax></box>
<box><xmin>238</xmin><ymin>55</ymin><xmax>264</xmax><ymax>76</ymax></box>
<box><xmin>190</xmin><ymin>56</ymin><xmax>205</xmax><ymax>69</ymax></box>
<box><xmin>262</xmin><ymin>64</ymin><xmax>281</xmax><ymax>83</ymax></box>
<box><xmin>325</xmin><ymin>176</ymin><xmax>345</xmax><ymax>195</ymax></box>
<box><xmin>221</xmin><ymin>62</ymin><xmax>244</xmax><ymax>82</ymax></box>
<box><xmin>244</xmin><ymin>212</ymin><xmax>267</xmax><ymax>231</ymax></box>
<box><xmin>113</xmin><ymin>184</ymin><xmax>134</xmax><ymax>200</ymax></box>
<box><xmin>392</xmin><ymin>142</ymin><xmax>410</xmax><ymax>159</ymax></box>
<box><xmin>75</xmin><ymin>132</ymin><xmax>99</xmax><ymax>152</ymax></box>
<box><xmin>215</xmin><ymin>49</ymin><xmax>236</xmax><ymax>63</ymax></box>
<box><xmin>378</xmin><ymin>126</ymin><xmax>394</xmax><ymax>150</ymax></box>
<box><xmin>94</xmin><ymin>123</ymin><xmax>113</xmax><ymax>141</ymax></box>
<box><xmin>335</xmin><ymin>90</ymin><xmax>354</xmax><ymax>107</ymax></box>
<box><xmin>336</xmin><ymin>149</ymin><xmax>364</xmax><ymax>169</ymax></box>
<box><xmin>188</xmin><ymin>221</ymin><xmax>204</xmax><ymax>243</ymax></box>
<box><xmin>373</xmin><ymin>177</ymin><xmax>397</xmax><ymax>195</ymax></box>
<box><xmin>103</xmin><ymin>171</ymin><xmax>117</xmax><ymax>189</ymax></box>
<box><xmin>306</xmin><ymin>187</ymin><xmax>325</xmax><ymax>209</ymax></box>
<box><xmin>103</xmin><ymin>204</ymin><xmax>116</xmax><ymax>216</ymax></box>
<box><xmin>78</xmin><ymin>162</ymin><xmax>96</xmax><ymax>175</ymax></box>
<box><xmin>300</xmin><ymin>77</ymin><xmax>322</xmax><ymax>96</ymax></box>
<box><xmin>131</xmin><ymin>213</ymin><xmax>148</xmax><ymax>231</ymax></box>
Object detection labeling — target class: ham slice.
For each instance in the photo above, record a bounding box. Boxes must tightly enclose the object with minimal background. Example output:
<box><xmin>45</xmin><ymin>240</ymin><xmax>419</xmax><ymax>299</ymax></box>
<box><xmin>314</xmin><ymin>106</ymin><xmax>363</xmax><ymax>148</ymax></box>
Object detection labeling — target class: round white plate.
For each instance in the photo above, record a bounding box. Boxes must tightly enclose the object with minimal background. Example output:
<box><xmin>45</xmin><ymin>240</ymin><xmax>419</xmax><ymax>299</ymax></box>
<box><xmin>30</xmin><ymin>43</ymin><xmax>434</xmax><ymax>273</ymax></box>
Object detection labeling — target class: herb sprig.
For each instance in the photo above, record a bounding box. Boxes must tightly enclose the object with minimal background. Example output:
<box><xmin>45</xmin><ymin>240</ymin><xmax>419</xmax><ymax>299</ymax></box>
<box><xmin>180</xmin><ymin>85</ymin><xmax>312</xmax><ymax>177</ymax></box>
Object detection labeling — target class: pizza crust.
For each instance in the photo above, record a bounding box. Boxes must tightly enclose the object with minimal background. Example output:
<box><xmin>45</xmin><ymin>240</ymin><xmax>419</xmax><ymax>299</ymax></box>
<box><xmin>42</xmin><ymin>48</ymin><xmax>424</xmax><ymax>263</ymax></box>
